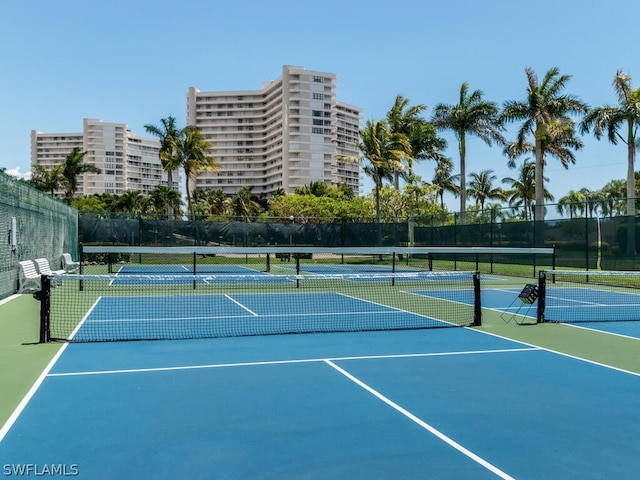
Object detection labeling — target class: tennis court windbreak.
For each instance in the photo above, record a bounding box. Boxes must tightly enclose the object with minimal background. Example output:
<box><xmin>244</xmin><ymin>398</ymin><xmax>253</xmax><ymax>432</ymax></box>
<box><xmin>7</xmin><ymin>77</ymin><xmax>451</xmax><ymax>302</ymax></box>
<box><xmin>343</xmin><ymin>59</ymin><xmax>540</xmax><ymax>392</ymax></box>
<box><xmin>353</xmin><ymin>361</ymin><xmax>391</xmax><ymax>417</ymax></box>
<box><xmin>38</xmin><ymin>270</ymin><xmax>481</xmax><ymax>342</ymax></box>
<box><xmin>537</xmin><ymin>270</ymin><xmax>640</xmax><ymax>324</ymax></box>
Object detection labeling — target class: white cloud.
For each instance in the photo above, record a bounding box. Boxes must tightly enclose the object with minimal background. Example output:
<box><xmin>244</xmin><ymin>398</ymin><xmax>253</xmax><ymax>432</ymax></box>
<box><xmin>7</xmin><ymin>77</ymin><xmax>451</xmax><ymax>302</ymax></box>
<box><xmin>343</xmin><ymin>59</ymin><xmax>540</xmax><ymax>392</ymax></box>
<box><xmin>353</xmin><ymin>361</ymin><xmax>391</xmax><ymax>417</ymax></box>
<box><xmin>4</xmin><ymin>167</ymin><xmax>31</xmax><ymax>179</ymax></box>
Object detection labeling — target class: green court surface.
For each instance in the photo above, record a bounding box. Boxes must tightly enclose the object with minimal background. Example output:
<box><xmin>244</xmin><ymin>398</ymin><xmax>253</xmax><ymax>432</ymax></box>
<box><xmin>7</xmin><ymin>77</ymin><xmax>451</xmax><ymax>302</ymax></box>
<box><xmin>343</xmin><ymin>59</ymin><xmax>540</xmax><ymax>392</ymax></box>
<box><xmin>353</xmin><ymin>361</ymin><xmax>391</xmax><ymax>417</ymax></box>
<box><xmin>0</xmin><ymin>295</ymin><xmax>61</xmax><ymax>426</ymax></box>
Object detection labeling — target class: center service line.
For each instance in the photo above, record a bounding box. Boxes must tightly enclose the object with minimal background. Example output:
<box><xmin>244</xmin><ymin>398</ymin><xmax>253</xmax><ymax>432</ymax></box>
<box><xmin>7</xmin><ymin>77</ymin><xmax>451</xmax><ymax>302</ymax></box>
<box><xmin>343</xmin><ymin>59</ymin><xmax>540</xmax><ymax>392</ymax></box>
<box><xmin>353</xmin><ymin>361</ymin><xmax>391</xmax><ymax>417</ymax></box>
<box><xmin>323</xmin><ymin>359</ymin><xmax>515</xmax><ymax>480</ymax></box>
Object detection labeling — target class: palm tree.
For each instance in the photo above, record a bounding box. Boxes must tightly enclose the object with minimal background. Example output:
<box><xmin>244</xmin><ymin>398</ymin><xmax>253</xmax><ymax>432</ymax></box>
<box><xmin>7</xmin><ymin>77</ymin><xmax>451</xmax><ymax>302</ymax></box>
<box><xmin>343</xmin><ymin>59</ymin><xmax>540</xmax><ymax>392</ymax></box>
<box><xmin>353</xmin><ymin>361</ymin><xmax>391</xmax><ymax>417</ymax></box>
<box><xmin>62</xmin><ymin>147</ymin><xmax>101</xmax><ymax>198</ymax></box>
<box><xmin>144</xmin><ymin>115</ymin><xmax>183</xmax><ymax>217</ymax></box>
<box><xmin>358</xmin><ymin>118</ymin><xmax>412</xmax><ymax>223</ymax></box>
<box><xmin>579</xmin><ymin>188</ymin><xmax>603</xmax><ymax>218</ymax></box>
<box><xmin>504</xmin><ymin>117</ymin><xmax>584</xmax><ymax>170</ymax></box>
<box><xmin>386</xmin><ymin>95</ymin><xmax>446</xmax><ymax>188</ymax></box>
<box><xmin>29</xmin><ymin>164</ymin><xmax>64</xmax><ymax>196</ymax></box>
<box><xmin>116</xmin><ymin>190</ymin><xmax>143</xmax><ymax>213</ymax></box>
<box><xmin>178</xmin><ymin>126</ymin><xmax>217</xmax><ymax>220</ymax></box>
<box><xmin>466</xmin><ymin>169</ymin><xmax>506</xmax><ymax>213</ymax></box>
<box><xmin>230</xmin><ymin>186</ymin><xmax>263</xmax><ymax>220</ymax></box>
<box><xmin>599</xmin><ymin>179</ymin><xmax>627</xmax><ymax>217</ymax></box>
<box><xmin>432</xmin><ymin>157</ymin><xmax>460</xmax><ymax>209</ymax></box>
<box><xmin>208</xmin><ymin>189</ymin><xmax>230</xmax><ymax>216</ymax></box>
<box><xmin>501</xmin><ymin>67</ymin><xmax>587</xmax><ymax>221</ymax></box>
<box><xmin>501</xmin><ymin>159</ymin><xmax>553</xmax><ymax>221</ymax></box>
<box><xmin>557</xmin><ymin>190</ymin><xmax>587</xmax><ymax>219</ymax></box>
<box><xmin>296</xmin><ymin>181</ymin><xmax>331</xmax><ymax>197</ymax></box>
<box><xmin>432</xmin><ymin>82</ymin><xmax>505</xmax><ymax>223</ymax></box>
<box><xmin>147</xmin><ymin>185</ymin><xmax>182</xmax><ymax>217</ymax></box>
<box><xmin>581</xmin><ymin>70</ymin><xmax>640</xmax><ymax>220</ymax></box>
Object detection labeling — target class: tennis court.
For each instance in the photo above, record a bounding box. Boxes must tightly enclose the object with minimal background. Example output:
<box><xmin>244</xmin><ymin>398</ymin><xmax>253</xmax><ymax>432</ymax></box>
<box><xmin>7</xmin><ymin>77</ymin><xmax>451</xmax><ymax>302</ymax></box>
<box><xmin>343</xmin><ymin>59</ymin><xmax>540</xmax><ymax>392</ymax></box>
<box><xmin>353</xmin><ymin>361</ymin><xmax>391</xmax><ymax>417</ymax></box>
<box><xmin>3</xmin><ymin>248</ymin><xmax>640</xmax><ymax>478</ymax></box>
<box><xmin>2</xmin><ymin>324</ymin><xmax>640</xmax><ymax>479</ymax></box>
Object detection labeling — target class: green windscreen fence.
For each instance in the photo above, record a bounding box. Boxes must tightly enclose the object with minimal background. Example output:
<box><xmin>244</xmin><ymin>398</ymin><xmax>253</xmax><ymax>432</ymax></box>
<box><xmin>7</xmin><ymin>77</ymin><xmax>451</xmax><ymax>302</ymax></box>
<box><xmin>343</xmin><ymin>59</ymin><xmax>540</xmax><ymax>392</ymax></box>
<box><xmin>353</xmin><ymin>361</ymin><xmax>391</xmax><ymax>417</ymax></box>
<box><xmin>0</xmin><ymin>172</ymin><xmax>78</xmax><ymax>299</ymax></box>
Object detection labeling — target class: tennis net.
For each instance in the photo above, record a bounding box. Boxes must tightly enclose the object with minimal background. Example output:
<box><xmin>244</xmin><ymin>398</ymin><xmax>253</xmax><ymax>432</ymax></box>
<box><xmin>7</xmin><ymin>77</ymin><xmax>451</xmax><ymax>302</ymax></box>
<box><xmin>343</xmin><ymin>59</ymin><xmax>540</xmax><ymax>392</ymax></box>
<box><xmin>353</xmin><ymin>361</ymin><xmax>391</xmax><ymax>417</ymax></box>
<box><xmin>80</xmin><ymin>245</ymin><xmax>555</xmax><ymax>277</ymax></box>
<box><xmin>38</xmin><ymin>270</ymin><xmax>481</xmax><ymax>342</ymax></box>
<box><xmin>537</xmin><ymin>270</ymin><xmax>640</xmax><ymax>323</ymax></box>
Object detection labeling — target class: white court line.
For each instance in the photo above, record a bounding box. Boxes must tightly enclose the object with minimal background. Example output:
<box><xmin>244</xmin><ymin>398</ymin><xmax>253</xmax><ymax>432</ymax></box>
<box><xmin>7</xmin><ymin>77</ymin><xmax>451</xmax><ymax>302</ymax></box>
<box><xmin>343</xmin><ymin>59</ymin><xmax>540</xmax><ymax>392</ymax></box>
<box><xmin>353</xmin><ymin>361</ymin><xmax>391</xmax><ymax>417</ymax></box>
<box><xmin>224</xmin><ymin>294</ymin><xmax>258</xmax><ymax>316</ymax></box>
<box><xmin>0</xmin><ymin>343</ymin><xmax>71</xmax><ymax>443</ymax></box>
<box><xmin>324</xmin><ymin>359</ymin><xmax>516</xmax><ymax>480</ymax></box>
<box><xmin>0</xmin><ymin>297</ymin><xmax>105</xmax><ymax>442</ymax></box>
<box><xmin>471</xmin><ymin>328</ymin><xmax>640</xmax><ymax>378</ymax></box>
<box><xmin>562</xmin><ymin>322</ymin><xmax>640</xmax><ymax>341</ymax></box>
<box><xmin>46</xmin><ymin>347</ymin><xmax>539</xmax><ymax>377</ymax></box>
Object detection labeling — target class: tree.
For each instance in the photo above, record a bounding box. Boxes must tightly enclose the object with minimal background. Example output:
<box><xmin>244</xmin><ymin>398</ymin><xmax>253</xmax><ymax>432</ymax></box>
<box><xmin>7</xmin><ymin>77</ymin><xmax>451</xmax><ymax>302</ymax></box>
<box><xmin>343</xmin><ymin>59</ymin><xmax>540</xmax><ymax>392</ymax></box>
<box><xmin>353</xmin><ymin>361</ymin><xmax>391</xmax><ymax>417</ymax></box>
<box><xmin>386</xmin><ymin>95</ymin><xmax>445</xmax><ymax>188</ymax></box>
<box><xmin>268</xmin><ymin>192</ymin><xmax>374</xmax><ymax>221</ymax></box>
<box><xmin>191</xmin><ymin>188</ymin><xmax>230</xmax><ymax>218</ymax></box>
<box><xmin>147</xmin><ymin>185</ymin><xmax>182</xmax><ymax>217</ymax></box>
<box><xmin>557</xmin><ymin>190</ymin><xmax>587</xmax><ymax>219</ymax></box>
<box><xmin>432</xmin><ymin>82</ymin><xmax>505</xmax><ymax>223</ymax></box>
<box><xmin>580</xmin><ymin>70</ymin><xmax>640</xmax><ymax>219</ymax></box>
<box><xmin>178</xmin><ymin>126</ymin><xmax>217</xmax><ymax>220</ymax></box>
<box><xmin>501</xmin><ymin>159</ymin><xmax>553</xmax><ymax>221</ymax></box>
<box><xmin>144</xmin><ymin>115</ymin><xmax>183</xmax><ymax>217</ymax></box>
<box><xmin>358</xmin><ymin>118</ymin><xmax>412</xmax><ymax>223</ymax></box>
<box><xmin>115</xmin><ymin>190</ymin><xmax>143</xmax><ymax>213</ymax></box>
<box><xmin>295</xmin><ymin>181</ymin><xmax>331</xmax><ymax>197</ymax></box>
<box><xmin>501</xmin><ymin>67</ymin><xmax>587</xmax><ymax>221</ymax></box>
<box><xmin>61</xmin><ymin>147</ymin><xmax>101</xmax><ymax>198</ymax></box>
<box><xmin>230</xmin><ymin>186</ymin><xmax>263</xmax><ymax>220</ymax></box>
<box><xmin>432</xmin><ymin>157</ymin><xmax>460</xmax><ymax>210</ymax></box>
<box><xmin>599</xmin><ymin>179</ymin><xmax>627</xmax><ymax>217</ymax></box>
<box><xmin>466</xmin><ymin>169</ymin><xmax>505</xmax><ymax>213</ymax></box>
<box><xmin>29</xmin><ymin>164</ymin><xmax>64</xmax><ymax>196</ymax></box>
<box><xmin>504</xmin><ymin>117</ymin><xmax>584</xmax><ymax>170</ymax></box>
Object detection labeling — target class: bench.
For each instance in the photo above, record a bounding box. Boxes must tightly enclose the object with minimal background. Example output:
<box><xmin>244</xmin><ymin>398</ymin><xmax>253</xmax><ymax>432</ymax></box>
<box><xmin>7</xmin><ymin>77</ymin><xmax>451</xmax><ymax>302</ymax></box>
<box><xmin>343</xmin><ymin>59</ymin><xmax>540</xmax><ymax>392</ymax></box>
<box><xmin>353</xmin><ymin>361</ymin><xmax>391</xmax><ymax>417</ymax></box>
<box><xmin>34</xmin><ymin>258</ymin><xmax>65</xmax><ymax>276</ymax></box>
<box><xmin>18</xmin><ymin>260</ymin><xmax>40</xmax><ymax>293</ymax></box>
<box><xmin>61</xmin><ymin>253</ymin><xmax>79</xmax><ymax>273</ymax></box>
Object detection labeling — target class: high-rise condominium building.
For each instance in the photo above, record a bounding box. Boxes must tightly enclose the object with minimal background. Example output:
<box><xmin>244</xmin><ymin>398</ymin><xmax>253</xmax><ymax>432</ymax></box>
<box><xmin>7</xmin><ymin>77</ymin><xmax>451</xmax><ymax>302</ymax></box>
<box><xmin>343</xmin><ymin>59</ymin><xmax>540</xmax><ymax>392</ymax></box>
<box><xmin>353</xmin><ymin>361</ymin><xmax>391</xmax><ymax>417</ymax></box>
<box><xmin>186</xmin><ymin>65</ymin><xmax>362</xmax><ymax>198</ymax></box>
<box><xmin>31</xmin><ymin>118</ymin><xmax>180</xmax><ymax>197</ymax></box>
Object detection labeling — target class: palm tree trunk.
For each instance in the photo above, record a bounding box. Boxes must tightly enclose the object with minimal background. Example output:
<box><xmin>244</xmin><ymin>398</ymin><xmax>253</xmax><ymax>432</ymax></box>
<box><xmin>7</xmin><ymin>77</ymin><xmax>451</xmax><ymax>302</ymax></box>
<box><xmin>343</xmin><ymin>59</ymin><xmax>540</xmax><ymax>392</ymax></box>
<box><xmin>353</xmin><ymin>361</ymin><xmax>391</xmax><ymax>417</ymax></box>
<box><xmin>458</xmin><ymin>135</ymin><xmax>466</xmax><ymax>225</ymax></box>
<box><xmin>533</xmin><ymin>135</ymin><xmax>546</xmax><ymax>247</ymax></box>
<box><xmin>534</xmin><ymin>137</ymin><xmax>545</xmax><ymax>222</ymax></box>
<box><xmin>166</xmin><ymin>170</ymin><xmax>174</xmax><ymax>220</ymax></box>
<box><xmin>626</xmin><ymin>140</ymin><xmax>636</xmax><ymax>255</ymax></box>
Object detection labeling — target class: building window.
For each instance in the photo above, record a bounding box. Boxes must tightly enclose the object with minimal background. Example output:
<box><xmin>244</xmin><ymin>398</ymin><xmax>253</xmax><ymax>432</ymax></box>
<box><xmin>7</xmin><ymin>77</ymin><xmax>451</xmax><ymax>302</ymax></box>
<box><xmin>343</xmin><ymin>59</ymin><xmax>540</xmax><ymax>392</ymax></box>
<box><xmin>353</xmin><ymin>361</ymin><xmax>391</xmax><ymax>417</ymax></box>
<box><xmin>312</xmin><ymin>76</ymin><xmax>324</xmax><ymax>83</ymax></box>
<box><xmin>312</xmin><ymin>93</ymin><xmax>324</xmax><ymax>100</ymax></box>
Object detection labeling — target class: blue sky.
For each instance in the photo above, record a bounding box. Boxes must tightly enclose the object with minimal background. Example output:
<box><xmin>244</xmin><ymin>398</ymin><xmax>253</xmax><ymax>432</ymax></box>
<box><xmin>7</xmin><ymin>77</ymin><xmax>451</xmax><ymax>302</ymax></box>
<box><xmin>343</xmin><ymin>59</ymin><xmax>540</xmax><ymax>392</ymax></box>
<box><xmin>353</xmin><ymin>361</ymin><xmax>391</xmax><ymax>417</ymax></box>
<box><xmin>1</xmin><ymin>0</ymin><xmax>637</xmax><ymax>211</ymax></box>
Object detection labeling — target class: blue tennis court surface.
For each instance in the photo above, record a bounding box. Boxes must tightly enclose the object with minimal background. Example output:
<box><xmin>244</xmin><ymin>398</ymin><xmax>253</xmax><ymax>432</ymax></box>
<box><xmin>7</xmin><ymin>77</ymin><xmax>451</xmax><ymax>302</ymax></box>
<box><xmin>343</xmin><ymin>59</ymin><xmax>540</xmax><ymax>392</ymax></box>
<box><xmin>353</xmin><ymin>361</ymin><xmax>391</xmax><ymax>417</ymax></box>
<box><xmin>481</xmin><ymin>286</ymin><xmax>640</xmax><ymax>339</ymax></box>
<box><xmin>66</xmin><ymin>292</ymin><xmax>461</xmax><ymax>341</ymax></box>
<box><xmin>2</xmin><ymin>327</ymin><xmax>640</xmax><ymax>479</ymax></box>
<box><xmin>116</xmin><ymin>264</ymin><xmax>267</xmax><ymax>275</ymax></box>
<box><xmin>542</xmin><ymin>287</ymin><xmax>640</xmax><ymax>322</ymax></box>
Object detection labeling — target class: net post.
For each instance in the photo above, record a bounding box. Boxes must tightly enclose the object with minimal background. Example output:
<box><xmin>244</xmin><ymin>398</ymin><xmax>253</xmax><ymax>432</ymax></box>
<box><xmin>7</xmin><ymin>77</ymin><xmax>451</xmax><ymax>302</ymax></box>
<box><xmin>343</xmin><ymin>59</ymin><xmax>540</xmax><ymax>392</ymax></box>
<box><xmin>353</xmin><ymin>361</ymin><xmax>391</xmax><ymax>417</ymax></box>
<box><xmin>193</xmin><ymin>251</ymin><xmax>197</xmax><ymax>289</ymax></box>
<box><xmin>537</xmin><ymin>271</ymin><xmax>546</xmax><ymax>323</ymax></box>
<box><xmin>265</xmin><ymin>253</ymin><xmax>271</xmax><ymax>272</ymax></box>
<box><xmin>428</xmin><ymin>253</ymin><xmax>433</xmax><ymax>271</ymax></box>
<box><xmin>392</xmin><ymin>252</ymin><xmax>396</xmax><ymax>286</ymax></box>
<box><xmin>38</xmin><ymin>275</ymin><xmax>51</xmax><ymax>343</ymax></box>
<box><xmin>295</xmin><ymin>255</ymin><xmax>300</xmax><ymax>288</ymax></box>
<box><xmin>473</xmin><ymin>271</ymin><xmax>482</xmax><ymax>326</ymax></box>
